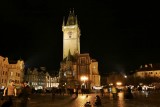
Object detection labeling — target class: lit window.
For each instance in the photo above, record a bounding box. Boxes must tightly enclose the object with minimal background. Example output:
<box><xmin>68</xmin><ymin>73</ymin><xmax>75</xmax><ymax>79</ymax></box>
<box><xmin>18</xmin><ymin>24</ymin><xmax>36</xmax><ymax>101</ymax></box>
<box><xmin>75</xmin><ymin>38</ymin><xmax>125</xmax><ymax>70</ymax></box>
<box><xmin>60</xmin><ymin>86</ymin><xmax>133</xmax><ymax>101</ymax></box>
<box><xmin>11</xmin><ymin>72</ymin><xmax>13</xmax><ymax>76</ymax></box>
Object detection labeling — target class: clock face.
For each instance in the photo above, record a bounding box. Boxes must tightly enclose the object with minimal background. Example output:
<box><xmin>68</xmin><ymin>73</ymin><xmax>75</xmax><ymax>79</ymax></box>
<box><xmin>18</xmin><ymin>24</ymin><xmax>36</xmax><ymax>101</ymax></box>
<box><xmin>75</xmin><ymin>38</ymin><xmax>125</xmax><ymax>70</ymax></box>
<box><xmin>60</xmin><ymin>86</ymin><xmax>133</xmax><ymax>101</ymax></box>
<box><xmin>68</xmin><ymin>31</ymin><xmax>72</xmax><ymax>36</ymax></box>
<box><xmin>68</xmin><ymin>31</ymin><xmax>72</xmax><ymax>38</ymax></box>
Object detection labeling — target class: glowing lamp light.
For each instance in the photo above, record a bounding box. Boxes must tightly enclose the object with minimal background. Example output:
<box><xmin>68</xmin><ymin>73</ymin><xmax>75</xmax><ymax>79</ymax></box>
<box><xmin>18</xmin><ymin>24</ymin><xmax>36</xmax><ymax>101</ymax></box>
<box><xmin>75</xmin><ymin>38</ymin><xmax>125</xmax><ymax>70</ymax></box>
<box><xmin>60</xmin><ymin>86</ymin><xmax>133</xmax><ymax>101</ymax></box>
<box><xmin>116</xmin><ymin>82</ymin><xmax>122</xmax><ymax>86</ymax></box>
<box><xmin>81</xmin><ymin>76</ymin><xmax>88</xmax><ymax>81</ymax></box>
<box><xmin>109</xmin><ymin>83</ymin><xmax>113</xmax><ymax>86</ymax></box>
<box><xmin>124</xmin><ymin>75</ymin><xmax>127</xmax><ymax>78</ymax></box>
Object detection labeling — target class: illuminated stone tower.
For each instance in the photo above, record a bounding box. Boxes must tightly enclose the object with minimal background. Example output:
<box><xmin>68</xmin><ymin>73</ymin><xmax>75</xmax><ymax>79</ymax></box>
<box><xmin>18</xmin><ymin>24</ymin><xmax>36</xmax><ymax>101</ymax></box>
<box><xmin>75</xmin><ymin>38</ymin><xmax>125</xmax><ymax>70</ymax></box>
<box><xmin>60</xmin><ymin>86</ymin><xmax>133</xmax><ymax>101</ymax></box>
<box><xmin>59</xmin><ymin>9</ymin><xmax>100</xmax><ymax>89</ymax></box>
<box><xmin>62</xmin><ymin>10</ymin><xmax>80</xmax><ymax>59</ymax></box>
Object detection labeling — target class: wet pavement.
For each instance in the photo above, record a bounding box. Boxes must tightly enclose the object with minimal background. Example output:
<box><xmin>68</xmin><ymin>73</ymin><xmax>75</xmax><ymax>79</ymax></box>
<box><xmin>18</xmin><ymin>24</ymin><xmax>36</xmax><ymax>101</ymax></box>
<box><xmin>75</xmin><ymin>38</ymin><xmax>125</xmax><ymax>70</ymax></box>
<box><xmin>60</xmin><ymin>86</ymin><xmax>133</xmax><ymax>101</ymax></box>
<box><xmin>1</xmin><ymin>91</ymin><xmax>160</xmax><ymax>107</ymax></box>
<box><xmin>27</xmin><ymin>91</ymin><xmax>160</xmax><ymax>107</ymax></box>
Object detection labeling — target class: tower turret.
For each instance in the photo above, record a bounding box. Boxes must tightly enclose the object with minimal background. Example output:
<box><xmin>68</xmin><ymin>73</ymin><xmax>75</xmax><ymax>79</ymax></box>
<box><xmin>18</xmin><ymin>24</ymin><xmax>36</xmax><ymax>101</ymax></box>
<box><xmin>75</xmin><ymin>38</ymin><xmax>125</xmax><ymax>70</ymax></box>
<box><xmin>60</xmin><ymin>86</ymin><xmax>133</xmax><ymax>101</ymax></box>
<box><xmin>66</xmin><ymin>9</ymin><xmax>77</xmax><ymax>26</ymax></box>
<box><xmin>62</xmin><ymin>9</ymin><xmax>81</xmax><ymax>59</ymax></box>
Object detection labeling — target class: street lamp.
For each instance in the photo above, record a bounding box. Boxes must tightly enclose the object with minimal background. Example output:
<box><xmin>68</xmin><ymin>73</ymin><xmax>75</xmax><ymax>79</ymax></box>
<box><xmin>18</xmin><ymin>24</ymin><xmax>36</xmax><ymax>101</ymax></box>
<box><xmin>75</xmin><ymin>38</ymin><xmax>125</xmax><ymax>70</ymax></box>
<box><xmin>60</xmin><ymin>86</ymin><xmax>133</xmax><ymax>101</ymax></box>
<box><xmin>124</xmin><ymin>75</ymin><xmax>127</xmax><ymax>78</ymax></box>
<box><xmin>116</xmin><ymin>82</ymin><xmax>122</xmax><ymax>86</ymax></box>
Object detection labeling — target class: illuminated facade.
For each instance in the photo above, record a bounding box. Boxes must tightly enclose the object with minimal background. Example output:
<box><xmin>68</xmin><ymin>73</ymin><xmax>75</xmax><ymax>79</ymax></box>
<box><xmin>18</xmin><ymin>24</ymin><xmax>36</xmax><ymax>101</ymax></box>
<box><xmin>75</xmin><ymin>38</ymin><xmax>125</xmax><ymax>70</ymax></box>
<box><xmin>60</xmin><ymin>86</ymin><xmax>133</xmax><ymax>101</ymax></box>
<box><xmin>59</xmin><ymin>10</ymin><xmax>100</xmax><ymax>89</ymax></box>
<box><xmin>0</xmin><ymin>56</ymin><xmax>8</xmax><ymax>89</ymax></box>
<box><xmin>46</xmin><ymin>72</ymin><xmax>59</xmax><ymax>89</ymax></box>
<box><xmin>25</xmin><ymin>67</ymin><xmax>59</xmax><ymax>90</ymax></box>
<box><xmin>8</xmin><ymin>60</ymin><xmax>24</xmax><ymax>86</ymax></box>
<box><xmin>0</xmin><ymin>56</ymin><xmax>24</xmax><ymax>89</ymax></box>
<box><xmin>62</xmin><ymin>10</ymin><xmax>80</xmax><ymax>59</ymax></box>
<box><xmin>25</xmin><ymin>68</ymin><xmax>39</xmax><ymax>89</ymax></box>
<box><xmin>134</xmin><ymin>64</ymin><xmax>160</xmax><ymax>78</ymax></box>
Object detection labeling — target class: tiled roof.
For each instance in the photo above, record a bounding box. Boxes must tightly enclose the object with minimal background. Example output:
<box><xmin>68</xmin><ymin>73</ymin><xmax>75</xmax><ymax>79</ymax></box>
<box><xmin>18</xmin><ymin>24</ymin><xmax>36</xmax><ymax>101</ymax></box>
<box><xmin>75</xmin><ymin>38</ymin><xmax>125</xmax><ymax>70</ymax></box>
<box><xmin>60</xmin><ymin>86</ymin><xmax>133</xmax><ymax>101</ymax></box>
<box><xmin>137</xmin><ymin>63</ymin><xmax>160</xmax><ymax>71</ymax></box>
<box><xmin>8</xmin><ymin>60</ymin><xmax>17</xmax><ymax>64</ymax></box>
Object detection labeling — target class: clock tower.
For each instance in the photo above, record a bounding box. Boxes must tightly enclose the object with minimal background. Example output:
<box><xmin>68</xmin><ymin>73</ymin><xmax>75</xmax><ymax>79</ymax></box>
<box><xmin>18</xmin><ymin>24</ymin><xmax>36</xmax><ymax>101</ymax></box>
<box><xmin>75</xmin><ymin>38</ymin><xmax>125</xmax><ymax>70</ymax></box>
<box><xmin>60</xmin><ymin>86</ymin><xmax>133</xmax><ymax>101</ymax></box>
<box><xmin>62</xmin><ymin>10</ymin><xmax>81</xmax><ymax>59</ymax></box>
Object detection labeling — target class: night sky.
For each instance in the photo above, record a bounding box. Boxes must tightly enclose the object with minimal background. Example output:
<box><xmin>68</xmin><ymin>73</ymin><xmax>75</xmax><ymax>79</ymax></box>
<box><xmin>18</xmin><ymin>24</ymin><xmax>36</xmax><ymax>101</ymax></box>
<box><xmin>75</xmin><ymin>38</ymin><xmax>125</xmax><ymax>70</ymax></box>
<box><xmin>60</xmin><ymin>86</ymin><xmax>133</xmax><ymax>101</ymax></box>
<box><xmin>0</xmin><ymin>1</ymin><xmax>156</xmax><ymax>74</ymax></box>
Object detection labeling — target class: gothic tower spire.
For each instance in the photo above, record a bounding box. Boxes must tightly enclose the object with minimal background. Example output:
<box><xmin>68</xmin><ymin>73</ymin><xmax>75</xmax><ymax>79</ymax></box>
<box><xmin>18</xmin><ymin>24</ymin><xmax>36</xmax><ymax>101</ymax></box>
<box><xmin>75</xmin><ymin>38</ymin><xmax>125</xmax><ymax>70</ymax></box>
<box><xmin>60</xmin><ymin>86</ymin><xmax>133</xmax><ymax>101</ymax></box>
<box><xmin>62</xmin><ymin>9</ymin><xmax>81</xmax><ymax>59</ymax></box>
<box><xmin>67</xmin><ymin>49</ymin><xmax>71</xmax><ymax>61</ymax></box>
<box><xmin>62</xmin><ymin>16</ymin><xmax>65</xmax><ymax>26</ymax></box>
<box><xmin>66</xmin><ymin>9</ymin><xmax>76</xmax><ymax>26</ymax></box>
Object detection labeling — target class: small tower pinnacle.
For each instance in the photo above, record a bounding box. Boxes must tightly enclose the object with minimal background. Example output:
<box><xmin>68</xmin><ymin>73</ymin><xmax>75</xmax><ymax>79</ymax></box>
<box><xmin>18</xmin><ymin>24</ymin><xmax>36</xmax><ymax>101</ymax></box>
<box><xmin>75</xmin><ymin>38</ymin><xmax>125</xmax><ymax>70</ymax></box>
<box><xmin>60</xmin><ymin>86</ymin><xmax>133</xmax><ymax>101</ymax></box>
<box><xmin>62</xmin><ymin>17</ymin><xmax>65</xmax><ymax>26</ymax></box>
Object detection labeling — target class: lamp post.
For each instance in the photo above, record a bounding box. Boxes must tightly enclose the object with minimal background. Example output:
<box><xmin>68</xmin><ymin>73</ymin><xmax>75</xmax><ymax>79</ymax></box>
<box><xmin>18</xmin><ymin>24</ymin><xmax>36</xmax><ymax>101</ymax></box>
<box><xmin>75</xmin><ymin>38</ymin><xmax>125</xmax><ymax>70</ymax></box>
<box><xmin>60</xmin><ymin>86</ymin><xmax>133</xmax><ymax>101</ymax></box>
<box><xmin>81</xmin><ymin>76</ymin><xmax>88</xmax><ymax>89</ymax></box>
<box><xmin>124</xmin><ymin>75</ymin><xmax>127</xmax><ymax>85</ymax></box>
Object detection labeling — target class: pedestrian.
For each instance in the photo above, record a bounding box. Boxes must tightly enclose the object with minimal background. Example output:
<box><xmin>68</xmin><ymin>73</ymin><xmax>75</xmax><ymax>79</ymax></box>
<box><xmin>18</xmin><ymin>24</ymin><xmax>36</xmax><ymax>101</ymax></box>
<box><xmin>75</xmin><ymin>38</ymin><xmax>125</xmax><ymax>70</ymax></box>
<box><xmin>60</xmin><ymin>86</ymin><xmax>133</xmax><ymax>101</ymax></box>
<box><xmin>111</xmin><ymin>85</ymin><xmax>117</xmax><ymax>99</ymax></box>
<box><xmin>94</xmin><ymin>95</ymin><xmax>102</xmax><ymax>106</ymax></box>
<box><xmin>75</xmin><ymin>88</ymin><xmax>79</xmax><ymax>97</ymax></box>
<box><xmin>2</xmin><ymin>80</ymin><xmax>17</xmax><ymax>107</ymax></box>
<box><xmin>84</xmin><ymin>101</ymin><xmax>91</xmax><ymax>107</ymax></box>
<box><xmin>100</xmin><ymin>88</ymin><xmax>104</xmax><ymax>96</ymax></box>
<box><xmin>125</xmin><ymin>87</ymin><xmax>133</xmax><ymax>99</ymax></box>
<box><xmin>18</xmin><ymin>81</ymin><xmax>31</xmax><ymax>107</ymax></box>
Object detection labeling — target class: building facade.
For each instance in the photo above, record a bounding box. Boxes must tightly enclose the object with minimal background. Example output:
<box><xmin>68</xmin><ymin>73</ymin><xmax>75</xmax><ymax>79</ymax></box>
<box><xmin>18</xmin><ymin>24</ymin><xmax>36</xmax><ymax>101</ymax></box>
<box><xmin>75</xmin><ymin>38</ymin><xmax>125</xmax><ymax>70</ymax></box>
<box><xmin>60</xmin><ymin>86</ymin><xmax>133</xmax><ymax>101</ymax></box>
<box><xmin>25</xmin><ymin>67</ymin><xmax>59</xmax><ymax>90</ymax></box>
<box><xmin>134</xmin><ymin>64</ymin><xmax>160</xmax><ymax>78</ymax></box>
<box><xmin>59</xmin><ymin>10</ymin><xmax>100</xmax><ymax>89</ymax></box>
<box><xmin>0</xmin><ymin>56</ymin><xmax>24</xmax><ymax>89</ymax></box>
<box><xmin>62</xmin><ymin>10</ymin><xmax>80</xmax><ymax>59</ymax></box>
<box><xmin>46</xmin><ymin>72</ymin><xmax>59</xmax><ymax>89</ymax></box>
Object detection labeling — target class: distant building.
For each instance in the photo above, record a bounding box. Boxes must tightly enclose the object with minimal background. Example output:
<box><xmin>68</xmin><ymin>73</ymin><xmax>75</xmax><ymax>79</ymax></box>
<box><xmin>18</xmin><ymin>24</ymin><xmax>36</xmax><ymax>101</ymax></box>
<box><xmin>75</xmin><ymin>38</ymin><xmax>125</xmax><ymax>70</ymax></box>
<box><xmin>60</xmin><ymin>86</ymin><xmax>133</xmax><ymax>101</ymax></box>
<box><xmin>134</xmin><ymin>63</ymin><xmax>160</xmax><ymax>78</ymax></box>
<box><xmin>59</xmin><ymin>10</ymin><xmax>100</xmax><ymax>89</ymax></box>
<box><xmin>46</xmin><ymin>72</ymin><xmax>59</xmax><ymax>89</ymax></box>
<box><xmin>0</xmin><ymin>56</ymin><xmax>8</xmax><ymax>89</ymax></box>
<box><xmin>25</xmin><ymin>68</ymin><xmax>39</xmax><ymax>89</ymax></box>
<box><xmin>25</xmin><ymin>67</ymin><xmax>59</xmax><ymax>90</ymax></box>
<box><xmin>107</xmin><ymin>72</ymin><xmax>127</xmax><ymax>86</ymax></box>
<box><xmin>0</xmin><ymin>56</ymin><xmax>24</xmax><ymax>89</ymax></box>
<box><xmin>8</xmin><ymin>60</ymin><xmax>24</xmax><ymax>86</ymax></box>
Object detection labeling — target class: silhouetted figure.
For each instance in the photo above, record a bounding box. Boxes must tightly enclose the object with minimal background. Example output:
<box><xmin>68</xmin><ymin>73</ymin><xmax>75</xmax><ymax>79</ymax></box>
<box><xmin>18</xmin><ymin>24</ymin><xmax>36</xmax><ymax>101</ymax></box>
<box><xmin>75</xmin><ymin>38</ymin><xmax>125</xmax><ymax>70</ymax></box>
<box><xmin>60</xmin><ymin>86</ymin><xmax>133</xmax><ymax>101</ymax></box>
<box><xmin>100</xmin><ymin>88</ymin><xmax>104</xmax><ymax>96</ymax></box>
<box><xmin>94</xmin><ymin>95</ymin><xmax>102</xmax><ymax>106</ymax></box>
<box><xmin>18</xmin><ymin>81</ymin><xmax>31</xmax><ymax>107</ymax></box>
<box><xmin>138</xmin><ymin>86</ymin><xmax>142</xmax><ymax>92</ymax></box>
<box><xmin>86</xmin><ymin>94</ymin><xmax>88</xmax><ymax>98</ymax></box>
<box><xmin>111</xmin><ymin>85</ymin><xmax>117</xmax><ymax>99</ymax></box>
<box><xmin>125</xmin><ymin>87</ymin><xmax>133</xmax><ymax>99</ymax></box>
<box><xmin>84</xmin><ymin>101</ymin><xmax>91</xmax><ymax>107</ymax></box>
<box><xmin>75</xmin><ymin>88</ymin><xmax>79</xmax><ymax>97</ymax></box>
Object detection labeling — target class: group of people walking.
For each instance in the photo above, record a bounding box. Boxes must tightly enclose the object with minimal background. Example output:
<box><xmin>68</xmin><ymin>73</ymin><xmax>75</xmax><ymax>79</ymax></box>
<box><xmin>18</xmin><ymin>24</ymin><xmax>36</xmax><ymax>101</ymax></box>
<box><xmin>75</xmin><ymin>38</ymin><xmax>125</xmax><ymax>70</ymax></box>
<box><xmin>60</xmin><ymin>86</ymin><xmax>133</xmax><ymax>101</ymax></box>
<box><xmin>111</xmin><ymin>85</ymin><xmax>133</xmax><ymax>99</ymax></box>
<box><xmin>1</xmin><ymin>80</ymin><xmax>31</xmax><ymax>107</ymax></box>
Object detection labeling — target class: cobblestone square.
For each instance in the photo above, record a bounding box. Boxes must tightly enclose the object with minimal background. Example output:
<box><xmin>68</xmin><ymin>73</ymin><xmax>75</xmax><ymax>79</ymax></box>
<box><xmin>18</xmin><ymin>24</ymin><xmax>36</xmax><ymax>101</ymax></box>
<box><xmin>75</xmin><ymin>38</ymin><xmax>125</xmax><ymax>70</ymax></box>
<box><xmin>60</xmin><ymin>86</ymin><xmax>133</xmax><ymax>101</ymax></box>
<box><xmin>22</xmin><ymin>91</ymin><xmax>160</xmax><ymax>107</ymax></box>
